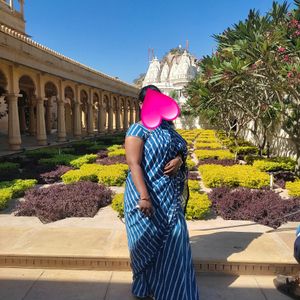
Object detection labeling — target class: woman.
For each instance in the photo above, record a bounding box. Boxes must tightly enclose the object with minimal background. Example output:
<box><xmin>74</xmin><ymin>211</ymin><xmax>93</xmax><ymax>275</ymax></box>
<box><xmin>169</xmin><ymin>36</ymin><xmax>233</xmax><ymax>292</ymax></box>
<box><xmin>124</xmin><ymin>85</ymin><xmax>200</xmax><ymax>300</ymax></box>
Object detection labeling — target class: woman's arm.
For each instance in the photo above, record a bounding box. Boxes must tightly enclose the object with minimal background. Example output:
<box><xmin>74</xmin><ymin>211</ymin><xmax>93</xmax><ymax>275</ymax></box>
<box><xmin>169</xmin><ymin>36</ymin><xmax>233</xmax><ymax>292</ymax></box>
<box><xmin>125</xmin><ymin>136</ymin><xmax>153</xmax><ymax>216</ymax></box>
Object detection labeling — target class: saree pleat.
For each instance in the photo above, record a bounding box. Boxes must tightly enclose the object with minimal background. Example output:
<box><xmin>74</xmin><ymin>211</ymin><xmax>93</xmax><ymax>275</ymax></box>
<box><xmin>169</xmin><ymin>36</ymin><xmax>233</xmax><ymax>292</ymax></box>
<box><xmin>124</xmin><ymin>120</ymin><xmax>200</xmax><ymax>300</ymax></box>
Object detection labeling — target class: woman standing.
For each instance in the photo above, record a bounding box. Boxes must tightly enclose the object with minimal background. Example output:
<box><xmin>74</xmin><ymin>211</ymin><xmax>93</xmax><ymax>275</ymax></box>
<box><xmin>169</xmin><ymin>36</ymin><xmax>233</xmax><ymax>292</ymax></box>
<box><xmin>124</xmin><ymin>85</ymin><xmax>200</xmax><ymax>300</ymax></box>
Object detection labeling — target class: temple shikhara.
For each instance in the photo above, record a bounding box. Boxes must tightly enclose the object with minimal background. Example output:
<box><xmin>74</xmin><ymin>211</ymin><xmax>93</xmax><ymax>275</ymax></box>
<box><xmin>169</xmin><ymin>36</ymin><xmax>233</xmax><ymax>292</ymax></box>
<box><xmin>142</xmin><ymin>47</ymin><xmax>200</xmax><ymax>129</ymax></box>
<box><xmin>0</xmin><ymin>0</ymin><xmax>139</xmax><ymax>152</ymax></box>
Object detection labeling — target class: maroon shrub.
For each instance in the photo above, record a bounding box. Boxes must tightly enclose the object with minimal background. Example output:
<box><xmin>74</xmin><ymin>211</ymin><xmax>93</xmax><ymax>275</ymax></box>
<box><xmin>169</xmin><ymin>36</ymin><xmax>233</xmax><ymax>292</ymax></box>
<box><xmin>14</xmin><ymin>181</ymin><xmax>113</xmax><ymax>223</ymax></box>
<box><xmin>97</xmin><ymin>150</ymin><xmax>109</xmax><ymax>159</ymax></box>
<box><xmin>188</xmin><ymin>172</ymin><xmax>201</xmax><ymax>181</ymax></box>
<box><xmin>209</xmin><ymin>187</ymin><xmax>300</xmax><ymax>229</ymax></box>
<box><xmin>197</xmin><ymin>159</ymin><xmax>237</xmax><ymax>166</ymax></box>
<box><xmin>97</xmin><ymin>155</ymin><xmax>127</xmax><ymax>165</ymax></box>
<box><xmin>274</xmin><ymin>172</ymin><xmax>296</xmax><ymax>189</ymax></box>
<box><xmin>40</xmin><ymin>165</ymin><xmax>74</xmax><ymax>184</ymax></box>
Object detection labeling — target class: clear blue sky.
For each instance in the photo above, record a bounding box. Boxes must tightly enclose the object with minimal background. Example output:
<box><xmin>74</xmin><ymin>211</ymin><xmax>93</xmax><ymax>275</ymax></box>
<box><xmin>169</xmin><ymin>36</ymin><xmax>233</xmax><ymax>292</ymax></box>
<box><xmin>25</xmin><ymin>0</ymin><xmax>294</xmax><ymax>84</ymax></box>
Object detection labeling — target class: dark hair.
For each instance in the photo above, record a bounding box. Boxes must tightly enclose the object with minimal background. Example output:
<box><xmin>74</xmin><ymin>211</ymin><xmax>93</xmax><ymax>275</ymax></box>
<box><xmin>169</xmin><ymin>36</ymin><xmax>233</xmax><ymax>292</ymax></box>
<box><xmin>138</xmin><ymin>85</ymin><xmax>174</xmax><ymax>127</ymax></box>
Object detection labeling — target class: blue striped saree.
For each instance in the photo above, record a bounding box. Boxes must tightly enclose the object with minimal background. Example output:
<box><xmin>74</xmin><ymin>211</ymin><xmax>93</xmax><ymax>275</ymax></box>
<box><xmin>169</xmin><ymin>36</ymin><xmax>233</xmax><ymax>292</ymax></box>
<box><xmin>124</xmin><ymin>120</ymin><xmax>200</xmax><ymax>300</ymax></box>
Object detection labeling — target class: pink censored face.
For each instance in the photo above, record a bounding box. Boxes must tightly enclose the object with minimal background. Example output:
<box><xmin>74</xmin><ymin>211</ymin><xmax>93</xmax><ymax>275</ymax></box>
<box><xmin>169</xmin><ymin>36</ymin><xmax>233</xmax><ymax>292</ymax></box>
<box><xmin>140</xmin><ymin>89</ymin><xmax>180</xmax><ymax>130</ymax></box>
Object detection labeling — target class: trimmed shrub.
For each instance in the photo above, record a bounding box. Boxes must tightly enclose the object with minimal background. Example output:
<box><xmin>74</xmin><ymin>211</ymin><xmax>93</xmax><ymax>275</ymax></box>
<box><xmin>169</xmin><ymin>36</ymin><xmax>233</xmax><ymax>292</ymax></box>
<box><xmin>0</xmin><ymin>179</ymin><xmax>37</xmax><ymax>210</ymax></box>
<box><xmin>25</xmin><ymin>148</ymin><xmax>75</xmax><ymax>159</ymax></box>
<box><xmin>86</xmin><ymin>144</ymin><xmax>108</xmax><ymax>153</ymax></box>
<box><xmin>108</xmin><ymin>149</ymin><xmax>126</xmax><ymax>157</ymax></box>
<box><xmin>232</xmin><ymin>146</ymin><xmax>258</xmax><ymax>155</ymax></box>
<box><xmin>186</xmin><ymin>158</ymin><xmax>196</xmax><ymax>170</ymax></box>
<box><xmin>61</xmin><ymin>163</ymin><xmax>128</xmax><ymax>186</ymax></box>
<box><xmin>107</xmin><ymin>144</ymin><xmax>123</xmax><ymax>152</ymax></box>
<box><xmin>253</xmin><ymin>158</ymin><xmax>296</xmax><ymax>172</ymax></box>
<box><xmin>188</xmin><ymin>180</ymin><xmax>201</xmax><ymax>192</ymax></box>
<box><xmin>209</xmin><ymin>187</ymin><xmax>300</xmax><ymax>229</ymax></box>
<box><xmin>38</xmin><ymin>154</ymin><xmax>78</xmax><ymax>167</ymax></box>
<box><xmin>111</xmin><ymin>193</ymin><xmax>124</xmax><ymax>218</ymax></box>
<box><xmin>198</xmin><ymin>164</ymin><xmax>270</xmax><ymax>189</ymax></box>
<box><xmin>185</xmin><ymin>191</ymin><xmax>212</xmax><ymax>220</ymax></box>
<box><xmin>14</xmin><ymin>181</ymin><xmax>113</xmax><ymax>223</ymax></box>
<box><xmin>195</xmin><ymin>142</ymin><xmax>222</xmax><ymax>149</ymax></box>
<box><xmin>286</xmin><ymin>180</ymin><xmax>300</xmax><ymax>197</ymax></box>
<box><xmin>40</xmin><ymin>165</ymin><xmax>74</xmax><ymax>184</ymax></box>
<box><xmin>194</xmin><ymin>150</ymin><xmax>235</xmax><ymax>160</ymax></box>
<box><xmin>70</xmin><ymin>154</ymin><xmax>97</xmax><ymax>168</ymax></box>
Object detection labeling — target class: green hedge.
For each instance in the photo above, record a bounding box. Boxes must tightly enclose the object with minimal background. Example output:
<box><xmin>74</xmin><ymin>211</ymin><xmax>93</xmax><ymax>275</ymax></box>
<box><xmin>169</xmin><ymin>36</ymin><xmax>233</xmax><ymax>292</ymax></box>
<box><xmin>0</xmin><ymin>162</ymin><xmax>20</xmax><ymax>171</ymax></box>
<box><xmin>253</xmin><ymin>158</ymin><xmax>296</xmax><ymax>172</ymax></box>
<box><xmin>38</xmin><ymin>154</ymin><xmax>78</xmax><ymax>167</ymax></box>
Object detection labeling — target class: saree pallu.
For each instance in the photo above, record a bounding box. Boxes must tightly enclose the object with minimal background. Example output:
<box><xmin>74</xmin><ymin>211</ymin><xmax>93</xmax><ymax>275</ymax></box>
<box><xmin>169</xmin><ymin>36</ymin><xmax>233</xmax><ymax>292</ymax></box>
<box><xmin>124</xmin><ymin>120</ymin><xmax>200</xmax><ymax>300</ymax></box>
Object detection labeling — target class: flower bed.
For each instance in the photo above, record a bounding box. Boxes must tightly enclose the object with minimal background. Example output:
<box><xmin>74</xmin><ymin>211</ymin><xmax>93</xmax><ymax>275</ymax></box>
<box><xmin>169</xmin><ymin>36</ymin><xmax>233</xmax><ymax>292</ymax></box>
<box><xmin>40</xmin><ymin>165</ymin><xmax>74</xmax><ymax>184</ymax></box>
<box><xmin>185</xmin><ymin>191</ymin><xmax>212</xmax><ymax>220</ymax></box>
<box><xmin>14</xmin><ymin>181</ymin><xmax>113</xmax><ymax>223</ymax></box>
<box><xmin>286</xmin><ymin>180</ymin><xmax>300</xmax><ymax>197</ymax></box>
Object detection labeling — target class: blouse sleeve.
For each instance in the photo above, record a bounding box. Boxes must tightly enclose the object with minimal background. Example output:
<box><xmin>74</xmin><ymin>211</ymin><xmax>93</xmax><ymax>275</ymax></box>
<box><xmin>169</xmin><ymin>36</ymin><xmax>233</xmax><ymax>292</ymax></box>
<box><xmin>125</xmin><ymin>123</ymin><xmax>146</xmax><ymax>142</ymax></box>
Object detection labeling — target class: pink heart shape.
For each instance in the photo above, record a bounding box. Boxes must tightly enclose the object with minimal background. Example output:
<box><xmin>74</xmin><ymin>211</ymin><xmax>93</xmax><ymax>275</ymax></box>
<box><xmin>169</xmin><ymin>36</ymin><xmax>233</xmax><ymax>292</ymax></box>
<box><xmin>140</xmin><ymin>89</ymin><xmax>180</xmax><ymax>130</ymax></box>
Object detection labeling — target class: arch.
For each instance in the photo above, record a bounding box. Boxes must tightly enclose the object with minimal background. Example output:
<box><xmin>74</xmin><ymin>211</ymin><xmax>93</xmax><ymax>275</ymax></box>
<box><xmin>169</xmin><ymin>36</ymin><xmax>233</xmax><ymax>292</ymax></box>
<box><xmin>0</xmin><ymin>70</ymin><xmax>8</xmax><ymax>135</ymax></box>
<box><xmin>93</xmin><ymin>92</ymin><xmax>100</xmax><ymax>130</ymax></box>
<box><xmin>45</xmin><ymin>81</ymin><xmax>58</xmax><ymax>97</ymax></box>
<box><xmin>80</xmin><ymin>89</ymin><xmax>88</xmax><ymax>131</ymax></box>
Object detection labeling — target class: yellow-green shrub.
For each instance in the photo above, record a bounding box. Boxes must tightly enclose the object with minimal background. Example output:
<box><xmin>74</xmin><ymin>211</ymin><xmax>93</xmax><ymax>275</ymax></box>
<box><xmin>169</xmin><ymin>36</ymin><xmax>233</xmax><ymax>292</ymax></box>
<box><xmin>107</xmin><ymin>144</ymin><xmax>123</xmax><ymax>151</ymax></box>
<box><xmin>198</xmin><ymin>165</ymin><xmax>270</xmax><ymax>189</ymax></box>
<box><xmin>195</xmin><ymin>142</ymin><xmax>222</xmax><ymax>149</ymax></box>
<box><xmin>185</xmin><ymin>191</ymin><xmax>211</xmax><ymax>220</ymax></box>
<box><xmin>62</xmin><ymin>163</ymin><xmax>128</xmax><ymax>186</ymax></box>
<box><xmin>253</xmin><ymin>159</ymin><xmax>295</xmax><ymax>172</ymax></box>
<box><xmin>186</xmin><ymin>158</ymin><xmax>196</xmax><ymax>170</ymax></box>
<box><xmin>108</xmin><ymin>149</ymin><xmax>126</xmax><ymax>157</ymax></box>
<box><xmin>194</xmin><ymin>150</ymin><xmax>235</xmax><ymax>160</ymax></box>
<box><xmin>188</xmin><ymin>180</ymin><xmax>201</xmax><ymax>192</ymax></box>
<box><xmin>286</xmin><ymin>180</ymin><xmax>300</xmax><ymax>197</ymax></box>
<box><xmin>70</xmin><ymin>154</ymin><xmax>97</xmax><ymax>168</ymax></box>
<box><xmin>111</xmin><ymin>193</ymin><xmax>124</xmax><ymax>218</ymax></box>
<box><xmin>0</xmin><ymin>179</ymin><xmax>37</xmax><ymax>210</ymax></box>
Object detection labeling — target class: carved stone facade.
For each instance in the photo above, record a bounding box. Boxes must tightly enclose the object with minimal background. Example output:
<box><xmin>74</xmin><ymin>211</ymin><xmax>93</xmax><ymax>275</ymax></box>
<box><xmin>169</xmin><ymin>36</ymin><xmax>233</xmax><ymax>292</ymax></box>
<box><xmin>143</xmin><ymin>48</ymin><xmax>201</xmax><ymax>129</ymax></box>
<box><xmin>0</xmin><ymin>0</ymin><xmax>139</xmax><ymax>151</ymax></box>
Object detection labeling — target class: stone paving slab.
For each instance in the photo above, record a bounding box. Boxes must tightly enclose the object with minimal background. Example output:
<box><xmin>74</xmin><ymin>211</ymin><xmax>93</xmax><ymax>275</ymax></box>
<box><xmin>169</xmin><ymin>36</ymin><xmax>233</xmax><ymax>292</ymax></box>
<box><xmin>0</xmin><ymin>268</ymin><xmax>292</xmax><ymax>300</ymax></box>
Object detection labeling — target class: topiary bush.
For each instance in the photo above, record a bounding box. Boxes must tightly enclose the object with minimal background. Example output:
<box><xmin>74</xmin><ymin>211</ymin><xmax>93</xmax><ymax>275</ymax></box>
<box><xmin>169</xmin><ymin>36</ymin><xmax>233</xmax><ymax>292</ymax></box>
<box><xmin>209</xmin><ymin>187</ymin><xmax>300</xmax><ymax>229</ymax></box>
<box><xmin>111</xmin><ymin>193</ymin><xmax>124</xmax><ymax>218</ymax></box>
<box><xmin>185</xmin><ymin>191</ymin><xmax>212</xmax><ymax>220</ymax></box>
<box><xmin>14</xmin><ymin>181</ymin><xmax>113</xmax><ymax>223</ymax></box>
<box><xmin>199</xmin><ymin>164</ymin><xmax>270</xmax><ymax>189</ymax></box>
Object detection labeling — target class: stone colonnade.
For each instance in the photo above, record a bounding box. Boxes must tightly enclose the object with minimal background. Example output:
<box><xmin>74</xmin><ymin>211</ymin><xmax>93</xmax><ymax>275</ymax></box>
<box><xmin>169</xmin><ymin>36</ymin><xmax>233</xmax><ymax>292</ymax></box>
<box><xmin>0</xmin><ymin>64</ymin><xmax>140</xmax><ymax>151</ymax></box>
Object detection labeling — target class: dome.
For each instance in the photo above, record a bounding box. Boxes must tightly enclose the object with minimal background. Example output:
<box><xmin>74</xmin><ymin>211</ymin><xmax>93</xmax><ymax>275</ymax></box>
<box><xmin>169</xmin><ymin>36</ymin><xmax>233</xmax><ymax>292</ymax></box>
<box><xmin>160</xmin><ymin>63</ymin><xmax>170</xmax><ymax>82</ymax></box>
<box><xmin>143</xmin><ymin>57</ymin><xmax>161</xmax><ymax>85</ymax></box>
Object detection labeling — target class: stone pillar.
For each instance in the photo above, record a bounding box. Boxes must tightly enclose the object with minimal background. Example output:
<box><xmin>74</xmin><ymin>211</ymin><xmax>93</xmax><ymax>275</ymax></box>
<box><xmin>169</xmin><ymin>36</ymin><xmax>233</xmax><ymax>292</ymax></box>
<box><xmin>57</xmin><ymin>97</ymin><xmax>66</xmax><ymax>142</ymax></box>
<box><xmin>129</xmin><ymin>106</ymin><xmax>134</xmax><ymax>125</ymax></box>
<box><xmin>46</xmin><ymin>97</ymin><xmax>52</xmax><ymax>134</ymax></box>
<box><xmin>108</xmin><ymin>103</ymin><xmax>113</xmax><ymax>133</ymax></box>
<box><xmin>7</xmin><ymin>93</ymin><xmax>22</xmax><ymax>150</ymax></box>
<box><xmin>29</xmin><ymin>97</ymin><xmax>36</xmax><ymax>136</ymax></box>
<box><xmin>116</xmin><ymin>103</ymin><xmax>121</xmax><ymax>131</ymax></box>
<box><xmin>98</xmin><ymin>104</ymin><xmax>104</xmax><ymax>133</ymax></box>
<box><xmin>73</xmin><ymin>101</ymin><xmax>81</xmax><ymax>138</ymax></box>
<box><xmin>36</xmin><ymin>97</ymin><xmax>47</xmax><ymax>146</ymax></box>
<box><xmin>123</xmin><ymin>103</ymin><xmax>129</xmax><ymax>130</ymax></box>
<box><xmin>19</xmin><ymin>105</ymin><xmax>26</xmax><ymax>134</ymax></box>
<box><xmin>87</xmin><ymin>103</ymin><xmax>94</xmax><ymax>136</ymax></box>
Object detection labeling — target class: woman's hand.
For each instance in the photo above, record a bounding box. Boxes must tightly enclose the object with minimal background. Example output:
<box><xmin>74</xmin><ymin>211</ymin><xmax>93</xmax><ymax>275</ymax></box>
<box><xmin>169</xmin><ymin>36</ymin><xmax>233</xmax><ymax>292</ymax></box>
<box><xmin>137</xmin><ymin>196</ymin><xmax>154</xmax><ymax>217</ymax></box>
<box><xmin>163</xmin><ymin>155</ymin><xmax>183</xmax><ymax>177</ymax></box>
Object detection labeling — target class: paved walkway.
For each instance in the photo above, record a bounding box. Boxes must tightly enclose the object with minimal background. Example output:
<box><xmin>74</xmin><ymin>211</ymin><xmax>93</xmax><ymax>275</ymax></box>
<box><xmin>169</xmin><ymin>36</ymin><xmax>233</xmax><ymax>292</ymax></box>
<box><xmin>0</xmin><ymin>268</ymin><xmax>292</xmax><ymax>300</ymax></box>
